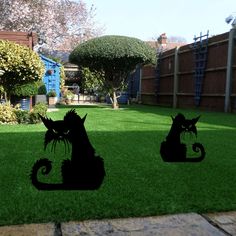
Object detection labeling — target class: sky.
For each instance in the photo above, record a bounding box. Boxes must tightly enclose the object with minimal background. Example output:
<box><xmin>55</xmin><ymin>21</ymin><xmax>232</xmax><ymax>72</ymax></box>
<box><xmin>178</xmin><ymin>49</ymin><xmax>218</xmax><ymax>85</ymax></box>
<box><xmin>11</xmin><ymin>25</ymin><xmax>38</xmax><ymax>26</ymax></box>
<box><xmin>84</xmin><ymin>0</ymin><xmax>236</xmax><ymax>43</ymax></box>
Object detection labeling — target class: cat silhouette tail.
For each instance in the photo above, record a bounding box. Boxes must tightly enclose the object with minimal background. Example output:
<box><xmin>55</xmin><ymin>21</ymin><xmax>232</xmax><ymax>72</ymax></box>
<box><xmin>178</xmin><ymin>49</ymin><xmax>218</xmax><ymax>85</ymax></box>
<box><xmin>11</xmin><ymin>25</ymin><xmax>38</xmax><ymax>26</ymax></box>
<box><xmin>187</xmin><ymin>142</ymin><xmax>206</xmax><ymax>162</ymax></box>
<box><xmin>30</xmin><ymin>158</ymin><xmax>61</xmax><ymax>190</ymax></box>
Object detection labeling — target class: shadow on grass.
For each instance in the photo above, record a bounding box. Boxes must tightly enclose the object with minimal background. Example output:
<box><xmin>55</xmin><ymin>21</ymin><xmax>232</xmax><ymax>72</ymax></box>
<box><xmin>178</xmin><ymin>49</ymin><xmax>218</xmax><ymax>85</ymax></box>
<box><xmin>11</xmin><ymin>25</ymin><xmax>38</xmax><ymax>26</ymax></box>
<box><xmin>1</xmin><ymin>127</ymin><xmax>236</xmax><ymax>225</ymax></box>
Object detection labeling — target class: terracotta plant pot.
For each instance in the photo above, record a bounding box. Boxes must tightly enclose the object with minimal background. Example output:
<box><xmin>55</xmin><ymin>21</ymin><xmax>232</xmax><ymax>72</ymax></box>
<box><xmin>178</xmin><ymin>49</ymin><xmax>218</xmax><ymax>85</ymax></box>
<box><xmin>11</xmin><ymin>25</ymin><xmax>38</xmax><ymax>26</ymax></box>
<box><xmin>47</xmin><ymin>69</ymin><xmax>54</xmax><ymax>75</ymax></box>
<box><xmin>48</xmin><ymin>97</ymin><xmax>57</xmax><ymax>105</ymax></box>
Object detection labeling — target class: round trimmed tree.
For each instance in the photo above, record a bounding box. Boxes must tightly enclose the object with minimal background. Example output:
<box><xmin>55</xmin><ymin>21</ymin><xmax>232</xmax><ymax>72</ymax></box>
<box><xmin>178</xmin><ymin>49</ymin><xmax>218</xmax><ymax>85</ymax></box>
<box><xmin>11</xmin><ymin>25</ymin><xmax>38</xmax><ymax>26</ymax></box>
<box><xmin>0</xmin><ymin>40</ymin><xmax>45</xmax><ymax>100</ymax></box>
<box><xmin>69</xmin><ymin>35</ymin><xmax>156</xmax><ymax>108</ymax></box>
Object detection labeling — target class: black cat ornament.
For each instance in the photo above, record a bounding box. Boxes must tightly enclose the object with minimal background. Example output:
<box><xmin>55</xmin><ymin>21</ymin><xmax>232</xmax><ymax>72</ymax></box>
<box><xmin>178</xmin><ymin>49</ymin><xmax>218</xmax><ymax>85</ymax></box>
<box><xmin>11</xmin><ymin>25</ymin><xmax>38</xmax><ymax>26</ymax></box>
<box><xmin>160</xmin><ymin>113</ymin><xmax>205</xmax><ymax>162</ymax></box>
<box><xmin>30</xmin><ymin>109</ymin><xmax>105</xmax><ymax>190</ymax></box>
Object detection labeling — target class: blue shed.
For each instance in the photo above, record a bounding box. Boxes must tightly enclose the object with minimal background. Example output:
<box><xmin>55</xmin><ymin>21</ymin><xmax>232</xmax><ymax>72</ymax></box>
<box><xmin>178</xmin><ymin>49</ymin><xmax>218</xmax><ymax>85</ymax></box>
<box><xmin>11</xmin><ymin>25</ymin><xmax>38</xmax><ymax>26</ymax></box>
<box><xmin>40</xmin><ymin>55</ymin><xmax>61</xmax><ymax>99</ymax></box>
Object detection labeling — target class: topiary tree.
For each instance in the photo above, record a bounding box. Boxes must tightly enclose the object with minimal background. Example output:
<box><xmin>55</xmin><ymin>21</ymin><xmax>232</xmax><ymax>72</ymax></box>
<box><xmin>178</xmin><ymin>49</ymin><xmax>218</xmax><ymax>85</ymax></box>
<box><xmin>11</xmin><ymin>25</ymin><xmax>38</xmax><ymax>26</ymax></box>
<box><xmin>0</xmin><ymin>40</ymin><xmax>45</xmax><ymax>101</ymax></box>
<box><xmin>69</xmin><ymin>35</ymin><xmax>156</xmax><ymax>108</ymax></box>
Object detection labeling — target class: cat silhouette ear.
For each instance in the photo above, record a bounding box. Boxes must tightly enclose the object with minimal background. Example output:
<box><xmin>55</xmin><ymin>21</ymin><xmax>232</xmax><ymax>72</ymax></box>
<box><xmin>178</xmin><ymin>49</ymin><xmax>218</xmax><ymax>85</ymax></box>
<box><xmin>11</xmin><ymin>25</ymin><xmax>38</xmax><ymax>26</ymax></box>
<box><xmin>82</xmin><ymin>114</ymin><xmax>87</xmax><ymax>123</ymax></box>
<box><xmin>192</xmin><ymin>115</ymin><xmax>200</xmax><ymax>124</ymax></box>
<box><xmin>38</xmin><ymin>114</ymin><xmax>54</xmax><ymax>129</ymax></box>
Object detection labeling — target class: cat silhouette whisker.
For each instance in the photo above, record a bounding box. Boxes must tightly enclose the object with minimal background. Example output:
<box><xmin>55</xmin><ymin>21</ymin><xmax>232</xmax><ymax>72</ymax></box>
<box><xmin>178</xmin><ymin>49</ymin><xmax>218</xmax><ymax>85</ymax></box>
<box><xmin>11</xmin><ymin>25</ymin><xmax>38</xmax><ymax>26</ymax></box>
<box><xmin>62</xmin><ymin>139</ymin><xmax>70</xmax><ymax>154</ymax></box>
<box><xmin>66</xmin><ymin>139</ymin><xmax>70</xmax><ymax>154</ymax></box>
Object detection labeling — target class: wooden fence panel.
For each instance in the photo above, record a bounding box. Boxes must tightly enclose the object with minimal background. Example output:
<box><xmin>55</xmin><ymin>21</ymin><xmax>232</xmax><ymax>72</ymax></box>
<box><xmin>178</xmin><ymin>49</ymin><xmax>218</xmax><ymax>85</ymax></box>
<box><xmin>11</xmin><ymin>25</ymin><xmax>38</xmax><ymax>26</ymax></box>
<box><xmin>0</xmin><ymin>31</ymin><xmax>37</xmax><ymax>49</ymax></box>
<box><xmin>141</xmin><ymin>31</ymin><xmax>236</xmax><ymax>112</ymax></box>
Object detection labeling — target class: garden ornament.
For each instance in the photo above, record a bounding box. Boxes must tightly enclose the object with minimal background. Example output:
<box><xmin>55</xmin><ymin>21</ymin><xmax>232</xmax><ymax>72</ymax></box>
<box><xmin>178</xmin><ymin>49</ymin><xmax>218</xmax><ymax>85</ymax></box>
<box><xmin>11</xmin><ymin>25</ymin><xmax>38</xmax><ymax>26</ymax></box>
<box><xmin>160</xmin><ymin>113</ymin><xmax>205</xmax><ymax>162</ymax></box>
<box><xmin>30</xmin><ymin>109</ymin><xmax>105</xmax><ymax>190</ymax></box>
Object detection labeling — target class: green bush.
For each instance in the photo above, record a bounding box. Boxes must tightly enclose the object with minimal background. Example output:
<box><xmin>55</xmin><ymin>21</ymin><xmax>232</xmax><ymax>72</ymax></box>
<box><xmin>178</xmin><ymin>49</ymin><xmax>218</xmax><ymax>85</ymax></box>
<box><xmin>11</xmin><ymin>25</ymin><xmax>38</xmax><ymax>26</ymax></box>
<box><xmin>0</xmin><ymin>102</ymin><xmax>48</xmax><ymax>124</ymax></box>
<box><xmin>11</xmin><ymin>82</ymin><xmax>38</xmax><ymax>97</ymax></box>
<box><xmin>0</xmin><ymin>103</ymin><xmax>17</xmax><ymax>124</ymax></box>
<box><xmin>63</xmin><ymin>90</ymin><xmax>74</xmax><ymax>99</ymax></box>
<box><xmin>37</xmin><ymin>82</ymin><xmax>47</xmax><ymax>95</ymax></box>
<box><xmin>0</xmin><ymin>40</ymin><xmax>45</xmax><ymax>94</ymax></box>
<box><xmin>80</xmin><ymin>67</ymin><xmax>105</xmax><ymax>94</ymax></box>
<box><xmin>29</xmin><ymin>102</ymin><xmax>48</xmax><ymax>124</ymax></box>
<box><xmin>14</xmin><ymin>110</ymin><xmax>30</xmax><ymax>124</ymax></box>
<box><xmin>47</xmin><ymin>90</ymin><xmax>57</xmax><ymax>97</ymax></box>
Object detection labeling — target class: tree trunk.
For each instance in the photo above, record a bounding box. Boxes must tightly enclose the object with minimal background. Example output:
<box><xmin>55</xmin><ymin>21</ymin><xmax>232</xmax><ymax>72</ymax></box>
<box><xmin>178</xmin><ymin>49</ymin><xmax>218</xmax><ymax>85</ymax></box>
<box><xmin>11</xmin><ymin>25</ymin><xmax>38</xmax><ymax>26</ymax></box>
<box><xmin>112</xmin><ymin>91</ymin><xmax>119</xmax><ymax>109</ymax></box>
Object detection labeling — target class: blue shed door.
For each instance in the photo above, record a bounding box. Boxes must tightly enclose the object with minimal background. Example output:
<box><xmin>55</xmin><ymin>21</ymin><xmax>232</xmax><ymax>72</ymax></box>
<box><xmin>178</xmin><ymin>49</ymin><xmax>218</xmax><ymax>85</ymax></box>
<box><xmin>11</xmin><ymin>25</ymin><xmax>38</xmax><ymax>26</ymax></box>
<box><xmin>40</xmin><ymin>55</ymin><xmax>61</xmax><ymax>98</ymax></box>
<box><xmin>44</xmin><ymin>70</ymin><xmax>59</xmax><ymax>96</ymax></box>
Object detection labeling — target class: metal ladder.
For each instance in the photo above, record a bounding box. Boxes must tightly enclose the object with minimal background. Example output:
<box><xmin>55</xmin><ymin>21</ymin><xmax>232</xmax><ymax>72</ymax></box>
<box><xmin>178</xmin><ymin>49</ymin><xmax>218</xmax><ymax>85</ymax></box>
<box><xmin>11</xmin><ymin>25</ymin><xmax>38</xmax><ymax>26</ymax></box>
<box><xmin>193</xmin><ymin>31</ymin><xmax>209</xmax><ymax>106</ymax></box>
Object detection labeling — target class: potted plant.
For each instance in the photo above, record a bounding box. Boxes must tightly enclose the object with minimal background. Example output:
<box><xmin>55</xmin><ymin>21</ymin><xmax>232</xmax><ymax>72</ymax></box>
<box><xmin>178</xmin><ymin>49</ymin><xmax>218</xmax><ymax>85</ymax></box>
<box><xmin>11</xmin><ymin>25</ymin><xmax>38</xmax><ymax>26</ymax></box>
<box><xmin>47</xmin><ymin>69</ymin><xmax>54</xmax><ymax>75</ymax></box>
<box><xmin>11</xmin><ymin>82</ymin><xmax>38</xmax><ymax>110</ymax></box>
<box><xmin>47</xmin><ymin>90</ymin><xmax>57</xmax><ymax>106</ymax></box>
<box><xmin>35</xmin><ymin>81</ymin><xmax>47</xmax><ymax>104</ymax></box>
<box><xmin>63</xmin><ymin>90</ymin><xmax>75</xmax><ymax>104</ymax></box>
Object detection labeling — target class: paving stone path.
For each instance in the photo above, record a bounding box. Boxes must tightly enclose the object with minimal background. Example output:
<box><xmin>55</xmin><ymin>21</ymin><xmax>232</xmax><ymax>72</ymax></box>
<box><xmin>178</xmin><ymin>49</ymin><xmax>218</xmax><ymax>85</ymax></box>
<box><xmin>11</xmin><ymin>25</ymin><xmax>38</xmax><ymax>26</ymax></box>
<box><xmin>0</xmin><ymin>212</ymin><xmax>236</xmax><ymax>236</ymax></box>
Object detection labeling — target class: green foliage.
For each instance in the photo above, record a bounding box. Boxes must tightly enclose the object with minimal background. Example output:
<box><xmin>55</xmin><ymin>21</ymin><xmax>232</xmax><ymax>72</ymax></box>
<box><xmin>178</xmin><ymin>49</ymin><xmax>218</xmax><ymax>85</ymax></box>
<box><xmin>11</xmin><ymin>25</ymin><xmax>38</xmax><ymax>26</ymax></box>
<box><xmin>29</xmin><ymin>102</ymin><xmax>48</xmax><ymax>124</ymax></box>
<box><xmin>0</xmin><ymin>40</ymin><xmax>45</xmax><ymax>94</ymax></box>
<box><xmin>0</xmin><ymin>103</ymin><xmax>17</xmax><ymax>124</ymax></box>
<box><xmin>0</xmin><ymin>101</ymin><xmax>47</xmax><ymax>124</ymax></box>
<box><xmin>63</xmin><ymin>90</ymin><xmax>75</xmax><ymax>99</ymax></box>
<box><xmin>11</xmin><ymin>82</ymin><xmax>38</xmax><ymax>97</ymax></box>
<box><xmin>37</xmin><ymin>82</ymin><xmax>47</xmax><ymax>95</ymax></box>
<box><xmin>0</xmin><ymin>85</ymin><xmax>4</xmax><ymax>94</ymax></box>
<box><xmin>70</xmin><ymin>35</ymin><xmax>157</xmax><ymax>108</ymax></box>
<box><xmin>80</xmin><ymin>67</ymin><xmax>105</xmax><ymax>94</ymax></box>
<box><xmin>14</xmin><ymin>110</ymin><xmax>30</xmax><ymax>124</ymax></box>
<box><xmin>47</xmin><ymin>90</ymin><xmax>57</xmax><ymax>97</ymax></box>
<box><xmin>69</xmin><ymin>35</ymin><xmax>157</xmax><ymax>73</ymax></box>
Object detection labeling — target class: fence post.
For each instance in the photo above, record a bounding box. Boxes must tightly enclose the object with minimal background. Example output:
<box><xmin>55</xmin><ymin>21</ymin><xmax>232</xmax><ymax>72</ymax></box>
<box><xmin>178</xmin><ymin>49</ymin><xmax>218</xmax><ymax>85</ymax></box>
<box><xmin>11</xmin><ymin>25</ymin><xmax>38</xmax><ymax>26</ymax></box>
<box><xmin>138</xmin><ymin>66</ymin><xmax>142</xmax><ymax>102</ymax></box>
<box><xmin>173</xmin><ymin>47</ymin><xmax>179</xmax><ymax>108</ymax></box>
<box><xmin>224</xmin><ymin>28</ymin><xmax>236</xmax><ymax>112</ymax></box>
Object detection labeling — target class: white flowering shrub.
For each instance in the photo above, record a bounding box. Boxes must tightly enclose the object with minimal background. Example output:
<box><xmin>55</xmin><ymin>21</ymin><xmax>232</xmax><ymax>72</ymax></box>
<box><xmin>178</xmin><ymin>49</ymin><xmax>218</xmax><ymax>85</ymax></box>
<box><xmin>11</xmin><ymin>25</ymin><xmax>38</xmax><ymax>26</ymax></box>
<box><xmin>0</xmin><ymin>40</ymin><xmax>45</xmax><ymax>94</ymax></box>
<box><xmin>0</xmin><ymin>103</ymin><xmax>17</xmax><ymax>124</ymax></box>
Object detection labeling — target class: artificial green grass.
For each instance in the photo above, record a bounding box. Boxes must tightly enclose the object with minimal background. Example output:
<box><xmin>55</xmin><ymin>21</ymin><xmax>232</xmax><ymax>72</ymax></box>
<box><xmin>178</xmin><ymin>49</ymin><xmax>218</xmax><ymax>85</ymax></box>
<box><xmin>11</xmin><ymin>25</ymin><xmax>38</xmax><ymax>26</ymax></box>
<box><xmin>1</xmin><ymin>104</ymin><xmax>236</xmax><ymax>226</ymax></box>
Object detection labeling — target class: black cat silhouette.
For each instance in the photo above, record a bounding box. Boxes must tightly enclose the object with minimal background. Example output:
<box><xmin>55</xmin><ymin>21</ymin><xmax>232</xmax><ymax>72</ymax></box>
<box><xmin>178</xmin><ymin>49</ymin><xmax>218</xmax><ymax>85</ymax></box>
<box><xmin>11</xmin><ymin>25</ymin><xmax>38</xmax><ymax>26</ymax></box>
<box><xmin>30</xmin><ymin>109</ymin><xmax>105</xmax><ymax>190</ymax></box>
<box><xmin>160</xmin><ymin>113</ymin><xmax>205</xmax><ymax>162</ymax></box>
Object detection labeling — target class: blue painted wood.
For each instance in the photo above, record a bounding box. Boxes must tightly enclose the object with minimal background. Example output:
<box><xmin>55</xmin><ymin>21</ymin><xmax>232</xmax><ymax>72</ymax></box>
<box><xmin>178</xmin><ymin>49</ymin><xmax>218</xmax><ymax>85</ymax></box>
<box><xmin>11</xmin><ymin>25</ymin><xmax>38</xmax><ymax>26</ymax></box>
<box><xmin>127</xmin><ymin>65</ymin><xmax>141</xmax><ymax>98</ymax></box>
<box><xmin>40</xmin><ymin>55</ymin><xmax>61</xmax><ymax>99</ymax></box>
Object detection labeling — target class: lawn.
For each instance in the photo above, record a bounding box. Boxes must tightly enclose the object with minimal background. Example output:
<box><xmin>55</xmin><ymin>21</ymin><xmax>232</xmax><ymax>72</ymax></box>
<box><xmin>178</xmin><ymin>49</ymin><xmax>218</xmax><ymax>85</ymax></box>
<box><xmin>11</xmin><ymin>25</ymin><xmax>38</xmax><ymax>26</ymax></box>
<box><xmin>1</xmin><ymin>104</ymin><xmax>236</xmax><ymax>226</ymax></box>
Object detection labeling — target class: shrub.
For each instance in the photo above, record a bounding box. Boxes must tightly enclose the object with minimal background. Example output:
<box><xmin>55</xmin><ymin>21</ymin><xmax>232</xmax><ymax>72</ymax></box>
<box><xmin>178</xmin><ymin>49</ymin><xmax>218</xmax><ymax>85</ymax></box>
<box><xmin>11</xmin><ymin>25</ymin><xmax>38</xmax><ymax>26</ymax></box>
<box><xmin>80</xmin><ymin>67</ymin><xmax>105</xmax><ymax>94</ymax></box>
<box><xmin>0</xmin><ymin>40</ymin><xmax>45</xmax><ymax>95</ymax></box>
<box><xmin>14</xmin><ymin>110</ymin><xmax>30</xmax><ymax>124</ymax></box>
<box><xmin>63</xmin><ymin>90</ymin><xmax>74</xmax><ymax>99</ymax></box>
<box><xmin>47</xmin><ymin>90</ymin><xmax>57</xmax><ymax>97</ymax></box>
<box><xmin>0</xmin><ymin>103</ymin><xmax>17</xmax><ymax>124</ymax></box>
<box><xmin>37</xmin><ymin>82</ymin><xmax>47</xmax><ymax>95</ymax></box>
<box><xmin>29</xmin><ymin>102</ymin><xmax>48</xmax><ymax>124</ymax></box>
<box><xmin>0</xmin><ymin>102</ymin><xmax>48</xmax><ymax>124</ymax></box>
<box><xmin>11</xmin><ymin>82</ymin><xmax>38</xmax><ymax>97</ymax></box>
